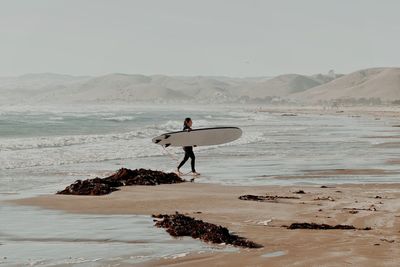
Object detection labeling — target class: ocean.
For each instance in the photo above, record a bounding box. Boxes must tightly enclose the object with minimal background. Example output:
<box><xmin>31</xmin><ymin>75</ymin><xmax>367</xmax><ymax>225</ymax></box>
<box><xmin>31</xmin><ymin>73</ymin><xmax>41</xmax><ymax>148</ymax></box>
<box><xmin>1</xmin><ymin>104</ymin><xmax>400</xmax><ymax>266</ymax></box>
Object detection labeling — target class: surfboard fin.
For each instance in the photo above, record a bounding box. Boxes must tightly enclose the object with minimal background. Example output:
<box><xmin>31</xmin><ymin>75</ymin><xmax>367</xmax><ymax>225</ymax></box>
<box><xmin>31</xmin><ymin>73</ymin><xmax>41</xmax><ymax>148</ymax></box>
<box><xmin>155</xmin><ymin>139</ymin><xmax>161</xmax><ymax>143</ymax></box>
<box><xmin>164</xmin><ymin>134</ymin><xmax>171</xmax><ymax>139</ymax></box>
<box><xmin>164</xmin><ymin>143</ymin><xmax>171</xmax><ymax>148</ymax></box>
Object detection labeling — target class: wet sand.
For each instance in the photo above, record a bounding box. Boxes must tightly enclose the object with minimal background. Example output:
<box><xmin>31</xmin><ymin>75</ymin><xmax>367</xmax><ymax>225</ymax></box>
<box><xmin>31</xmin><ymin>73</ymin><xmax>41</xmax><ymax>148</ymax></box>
<box><xmin>10</xmin><ymin>182</ymin><xmax>400</xmax><ymax>266</ymax></box>
<box><xmin>261</xmin><ymin>168</ymin><xmax>400</xmax><ymax>180</ymax></box>
<box><xmin>255</xmin><ymin>105</ymin><xmax>400</xmax><ymax>119</ymax></box>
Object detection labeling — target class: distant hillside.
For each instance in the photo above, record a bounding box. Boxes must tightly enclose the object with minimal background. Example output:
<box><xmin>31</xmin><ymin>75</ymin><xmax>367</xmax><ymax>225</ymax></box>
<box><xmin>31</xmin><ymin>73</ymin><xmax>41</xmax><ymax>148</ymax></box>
<box><xmin>0</xmin><ymin>73</ymin><xmax>90</xmax><ymax>105</ymax></box>
<box><xmin>6</xmin><ymin>68</ymin><xmax>400</xmax><ymax>105</ymax></box>
<box><xmin>291</xmin><ymin>68</ymin><xmax>400</xmax><ymax>103</ymax></box>
<box><xmin>0</xmin><ymin>73</ymin><xmax>89</xmax><ymax>90</ymax></box>
<box><xmin>242</xmin><ymin>74</ymin><xmax>337</xmax><ymax>98</ymax></box>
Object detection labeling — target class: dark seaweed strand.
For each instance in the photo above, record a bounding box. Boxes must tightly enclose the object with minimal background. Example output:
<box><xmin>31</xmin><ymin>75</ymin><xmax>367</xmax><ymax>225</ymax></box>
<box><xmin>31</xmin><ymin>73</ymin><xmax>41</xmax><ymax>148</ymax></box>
<box><xmin>287</xmin><ymin>222</ymin><xmax>371</xmax><ymax>230</ymax></box>
<box><xmin>57</xmin><ymin>168</ymin><xmax>185</xmax><ymax>195</ymax></box>
<box><xmin>152</xmin><ymin>213</ymin><xmax>262</xmax><ymax>249</ymax></box>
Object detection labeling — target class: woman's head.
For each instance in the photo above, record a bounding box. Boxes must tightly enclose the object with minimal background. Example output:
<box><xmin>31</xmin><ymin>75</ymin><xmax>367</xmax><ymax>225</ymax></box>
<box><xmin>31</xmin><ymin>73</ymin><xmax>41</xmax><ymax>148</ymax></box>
<box><xmin>184</xmin><ymin>117</ymin><xmax>192</xmax><ymax>127</ymax></box>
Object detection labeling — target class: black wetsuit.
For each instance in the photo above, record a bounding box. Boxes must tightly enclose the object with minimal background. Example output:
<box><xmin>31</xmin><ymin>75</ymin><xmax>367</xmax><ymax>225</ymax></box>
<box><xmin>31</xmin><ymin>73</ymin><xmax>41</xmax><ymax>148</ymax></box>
<box><xmin>177</xmin><ymin>125</ymin><xmax>196</xmax><ymax>172</ymax></box>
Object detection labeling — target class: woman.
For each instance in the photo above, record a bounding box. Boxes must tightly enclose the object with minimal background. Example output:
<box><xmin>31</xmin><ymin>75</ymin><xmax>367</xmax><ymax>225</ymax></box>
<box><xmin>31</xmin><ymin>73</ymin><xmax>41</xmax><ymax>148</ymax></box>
<box><xmin>176</xmin><ymin>118</ymin><xmax>200</xmax><ymax>176</ymax></box>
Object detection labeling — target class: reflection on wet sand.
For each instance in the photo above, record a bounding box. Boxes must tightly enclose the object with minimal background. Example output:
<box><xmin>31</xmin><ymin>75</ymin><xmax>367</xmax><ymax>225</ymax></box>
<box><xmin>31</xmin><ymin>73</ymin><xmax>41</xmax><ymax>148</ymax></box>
<box><xmin>374</xmin><ymin>142</ymin><xmax>400</xmax><ymax>148</ymax></box>
<box><xmin>260</xmin><ymin>169</ymin><xmax>400</xmax><ymax>180</ymax></box>
<box><xmin>363</xmin><ymin>135</ymin><xmax>400</xmax><ymax>139</ymax></box>
<box><xmin>386</xmin><ymin>159</ymin><xmax>400</xmax><ymax>165</ymax></box>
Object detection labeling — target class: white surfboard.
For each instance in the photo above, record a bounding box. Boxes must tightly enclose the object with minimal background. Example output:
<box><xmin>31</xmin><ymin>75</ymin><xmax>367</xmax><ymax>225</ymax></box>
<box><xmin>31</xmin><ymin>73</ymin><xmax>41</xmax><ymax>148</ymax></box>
<box><xmin>152</xmin><ymin>127</ymin><xmax>242</xmax><ymax>147</ymax></box>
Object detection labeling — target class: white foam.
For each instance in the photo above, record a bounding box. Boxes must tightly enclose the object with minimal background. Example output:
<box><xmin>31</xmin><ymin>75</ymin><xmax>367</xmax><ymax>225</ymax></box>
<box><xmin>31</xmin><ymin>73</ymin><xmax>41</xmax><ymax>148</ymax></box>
<box><xmin>101</xmin><ymin>116</ymin><xmax>135</xmax><ymax>122</ymax></box>
<box><xmin>164</xmin><ymin>252</ymin><xmax>190</xmax><ymax>259</ymax></box>
<box><xmin>155</xmin><ymin>120</ymin><xmax>182</xmax><ymax>131</ymax></box>
<box><xmin>0</xmin><ymin>110</ymin><xmax>268</xmax><ymax>170</ymax></box>
<box><xmin>0</xmin><ymin>128</ymin><xmax>160</xmax><ymax>151</ymax></box>
<box><xmin>48</xmin><ymin>116</ymin><xmax>64</xmax><ymax>121</ymax></box>
<box><xmin>0</xmin><ymin>129</ymin><xmax>164</xmax><ymax>170</ymax></box>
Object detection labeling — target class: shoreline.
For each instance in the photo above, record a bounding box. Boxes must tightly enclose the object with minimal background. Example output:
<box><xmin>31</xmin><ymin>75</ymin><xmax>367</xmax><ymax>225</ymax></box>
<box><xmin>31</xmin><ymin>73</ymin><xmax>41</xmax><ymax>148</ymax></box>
<box><xmin>252</xmin><ymin>105</ymin><xmax>400</xmax><ymax>119</ymax></box>
<box><xmin>3</xmin><ymin>105</ymin><xmax>400</xmax><ymax>266</ymax></box>
<box><xmin>8</xmin><ymin>182</ymin><xmax>400</xmax><ymax>266</ymax></box>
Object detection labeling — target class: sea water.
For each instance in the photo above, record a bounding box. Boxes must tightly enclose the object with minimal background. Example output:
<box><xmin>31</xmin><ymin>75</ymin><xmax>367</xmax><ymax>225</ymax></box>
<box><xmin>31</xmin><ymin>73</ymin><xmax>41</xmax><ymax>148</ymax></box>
<box><xmin>2</xmin><ymin>104</ymin><xmax>400</xmax><ymax>193</ymax></box>
<box><xmin>1</xmin><ymin>104</ymin><xmax>400</xmax><ymax>265</ymax></box>
<box><xmin>0</xmin><ymin>205</ymin><xmax>231</xmax><ymax>267</ymax></box>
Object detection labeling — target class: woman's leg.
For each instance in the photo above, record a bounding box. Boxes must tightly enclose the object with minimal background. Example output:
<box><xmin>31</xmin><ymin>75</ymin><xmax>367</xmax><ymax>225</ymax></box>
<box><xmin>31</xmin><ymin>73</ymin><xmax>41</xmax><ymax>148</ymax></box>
<box><xmin>187</xmin><ymin>148</ymin><xmax>196</xmax><ymax>173</ymax></box>
<box><xmin>177</xmin><ymin>154</ymin><xmax>189</xmax><ymax>170</ymax></box>
<box><xmin>178</xmin><ymin>148</ymin><xmax>190</xmax><ymax>170</ymax></box>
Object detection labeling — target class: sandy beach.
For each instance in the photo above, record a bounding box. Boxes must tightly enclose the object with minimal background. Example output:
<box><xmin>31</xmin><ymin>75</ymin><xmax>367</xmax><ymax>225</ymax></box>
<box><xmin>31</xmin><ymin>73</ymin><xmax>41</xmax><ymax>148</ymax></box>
<box><xmin>10</xmin><ymin>181</ymin><xmax>400</xmax><ymax>267</ymax></box>
<box><xmin>3</xmin><ymin>103</ymin><xmax>400</xmax><ymax>266</ymax></box>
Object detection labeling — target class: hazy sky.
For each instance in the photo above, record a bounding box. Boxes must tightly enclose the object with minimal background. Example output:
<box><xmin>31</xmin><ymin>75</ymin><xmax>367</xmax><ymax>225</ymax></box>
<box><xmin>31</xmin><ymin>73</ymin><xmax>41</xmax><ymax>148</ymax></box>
<box><xmin>1</xmin><ymin>0</ymin><xmax>399</xmax><ymax>77</ymax></box>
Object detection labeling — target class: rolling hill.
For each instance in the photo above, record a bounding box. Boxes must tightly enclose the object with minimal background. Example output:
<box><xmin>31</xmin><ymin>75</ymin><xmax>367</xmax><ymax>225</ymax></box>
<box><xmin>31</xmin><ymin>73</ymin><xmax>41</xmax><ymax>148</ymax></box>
<box><xmin>291</xmin><ymin>68</ymin><xmax>400</xmax><ymax>103</ymax></box>
<box><xmin>2</xmin><ymin>68</ymin><xmax>399</xmax><ymax>105</ymax></box>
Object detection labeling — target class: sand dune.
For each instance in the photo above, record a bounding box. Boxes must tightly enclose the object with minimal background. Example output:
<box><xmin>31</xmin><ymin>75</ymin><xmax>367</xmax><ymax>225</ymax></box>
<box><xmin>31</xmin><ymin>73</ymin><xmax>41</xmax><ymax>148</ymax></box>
<box><xmin>243</xmin><ymin>74</ymin><xmax>331</xmax><ymax>98</ymax></box>
<box><xmin>292</xmin><ymin>68</ymin><xmax>400</xmax><ymax>103</ymax></box>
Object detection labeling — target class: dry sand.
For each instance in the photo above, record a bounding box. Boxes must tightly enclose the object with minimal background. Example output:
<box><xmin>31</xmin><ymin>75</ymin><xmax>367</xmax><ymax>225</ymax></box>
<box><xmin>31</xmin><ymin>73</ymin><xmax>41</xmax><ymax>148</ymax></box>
<box><xmin>9</xmin><ymin>182</ymin><xmax>400</xmax><ymax>267</ymax></box>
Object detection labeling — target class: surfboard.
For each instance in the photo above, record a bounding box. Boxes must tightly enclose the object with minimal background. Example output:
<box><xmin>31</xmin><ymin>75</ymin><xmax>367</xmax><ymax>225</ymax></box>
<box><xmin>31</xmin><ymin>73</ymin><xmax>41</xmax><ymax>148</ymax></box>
<box><xmin>152</xmin><ymin>127</ymin><xmax>242</xmax><ymax>147</ymax></box>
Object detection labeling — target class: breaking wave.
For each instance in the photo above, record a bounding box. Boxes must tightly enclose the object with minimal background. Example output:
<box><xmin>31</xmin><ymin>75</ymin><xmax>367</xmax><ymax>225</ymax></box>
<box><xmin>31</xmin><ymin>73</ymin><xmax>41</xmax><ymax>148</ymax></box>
<box><xmin>101</xmin><ymin>116</ymin><xmax>135</xmax><ymax>122</ymax></box>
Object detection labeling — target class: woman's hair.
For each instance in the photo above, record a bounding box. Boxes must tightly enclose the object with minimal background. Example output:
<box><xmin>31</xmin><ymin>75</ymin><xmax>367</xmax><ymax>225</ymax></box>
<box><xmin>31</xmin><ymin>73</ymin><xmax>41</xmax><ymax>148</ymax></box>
<box><xmin>184</xmin><ymin>117</ymin><xmax>192</xmax><ymax>127</ymax></box>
